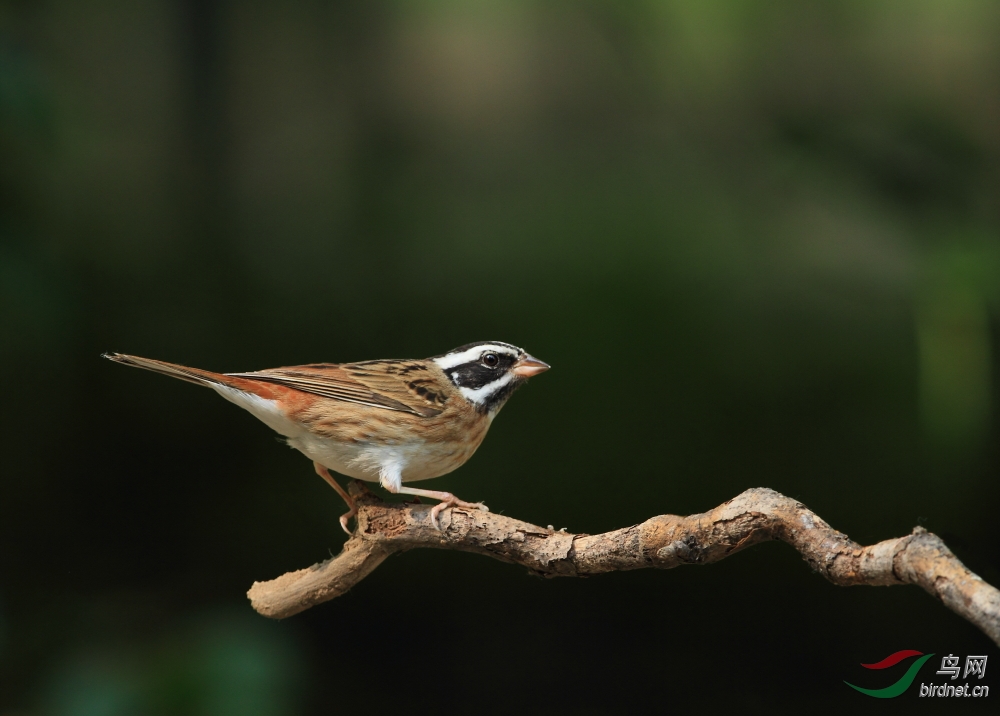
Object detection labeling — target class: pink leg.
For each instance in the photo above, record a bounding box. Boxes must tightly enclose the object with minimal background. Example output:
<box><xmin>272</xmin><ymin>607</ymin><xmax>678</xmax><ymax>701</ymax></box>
<box><xmin>388</xmin><ymin>484</ymin><xmax>488</xmax><ymax>530</ymax></box>
<box><xmin>314</xmin><ymin>462</ymin><xmax>356</xmax><ymax>535</ymax></box>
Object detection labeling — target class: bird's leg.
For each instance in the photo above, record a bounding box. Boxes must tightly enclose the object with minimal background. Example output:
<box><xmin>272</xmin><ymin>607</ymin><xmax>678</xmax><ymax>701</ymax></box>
<box><xmin>389</xmin><ymin>485</ymin><xmax>489</xmax><ymax>530</ymax></box>
<box><xmin>378</xmin><ymin>463</ymin><xmax>487</xmax><ymax>530</ymax></box>
<box><xmin>313</xmin><ymin>462</ymin><xmax>356</xmax><ymax>535</ymax></box>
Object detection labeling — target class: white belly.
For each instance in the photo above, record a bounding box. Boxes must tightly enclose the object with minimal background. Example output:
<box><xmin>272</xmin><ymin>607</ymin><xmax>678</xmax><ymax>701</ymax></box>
<box><xmin>288</xmin><ymin>432</ymin><xmax>450</xmax><ymax>485</ymax></box>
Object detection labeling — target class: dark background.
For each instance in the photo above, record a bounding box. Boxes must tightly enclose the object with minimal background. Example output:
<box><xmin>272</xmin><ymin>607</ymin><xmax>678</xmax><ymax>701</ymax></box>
<box><xmin>1</xmin><ymin>1</ymin><xmax>998</xmax><ymax>714</ymax></box>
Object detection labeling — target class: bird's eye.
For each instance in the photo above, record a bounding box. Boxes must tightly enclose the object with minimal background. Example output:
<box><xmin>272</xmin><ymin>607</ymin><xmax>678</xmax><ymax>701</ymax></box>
<box><xmin>482</xmin><ymin>353</ymin><xmax>499</xmax><ymax>367</ymax></box>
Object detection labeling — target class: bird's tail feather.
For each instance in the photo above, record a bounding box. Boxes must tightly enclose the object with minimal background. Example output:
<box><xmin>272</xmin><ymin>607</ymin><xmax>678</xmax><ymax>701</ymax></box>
<box><xmin>101</xmin><ymin>352</ymin><xmax>235</xmax><ymax>388</ymax></box>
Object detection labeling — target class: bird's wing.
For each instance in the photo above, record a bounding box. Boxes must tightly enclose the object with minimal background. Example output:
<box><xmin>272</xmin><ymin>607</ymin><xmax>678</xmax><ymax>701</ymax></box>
<box><xmin>227</xmin><ymin>360</ymin><xmax>447</xmax><ymax>417</ymax></box>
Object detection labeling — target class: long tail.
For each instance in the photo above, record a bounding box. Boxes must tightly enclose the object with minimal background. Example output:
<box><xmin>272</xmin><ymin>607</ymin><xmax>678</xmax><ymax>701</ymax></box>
<box><xmin>101</xmin><ymin>352</ymin><xmax>245</xmax><ymax>390</ymax></box>
<box><xmin>103</xmin><ymin>352</ymin><xmax>302</xmax><ymax>438</ymax></box>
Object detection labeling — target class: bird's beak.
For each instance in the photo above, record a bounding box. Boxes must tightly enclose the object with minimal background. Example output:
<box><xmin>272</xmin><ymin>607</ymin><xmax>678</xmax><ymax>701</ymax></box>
<box><xmin>512</xmin><ymin>354</ymin><xmax>551</xmax><ymax>378</ymax></box>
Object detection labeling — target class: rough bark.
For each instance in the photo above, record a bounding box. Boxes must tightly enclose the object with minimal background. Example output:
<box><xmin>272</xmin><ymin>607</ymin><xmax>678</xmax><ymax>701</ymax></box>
<box><xmin>247</xmin><ymin>483</ymin><xmax>1000</xmax><ymax>646</ymax></box>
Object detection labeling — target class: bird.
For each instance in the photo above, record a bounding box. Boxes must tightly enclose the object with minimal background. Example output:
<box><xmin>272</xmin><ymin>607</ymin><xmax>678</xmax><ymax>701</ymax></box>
<box><xmin>102</xmin><ymin>342</ymin><xmax>550</xmax><ymax>533</ymax></box>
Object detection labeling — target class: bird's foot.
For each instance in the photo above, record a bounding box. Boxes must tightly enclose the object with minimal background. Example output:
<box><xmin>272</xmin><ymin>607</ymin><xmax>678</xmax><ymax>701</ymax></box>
<box><xmin>391</xmin><ymin>483</ymin><xmax>489</xmax><ymax>530</ymax></box>
<box><xmin>429</xmin><ymin>495</ymin><xmax>489</xmax><ymax>530</ymax></box>
<box><xmin>314</xmin><ymin>461</ymin><xmax>357</xmax><ymax>536</ymax></box>
<box><xmin>338</xmin><ymin>505</ymin><xmax>357</xmax><ymax>536</ymax></box>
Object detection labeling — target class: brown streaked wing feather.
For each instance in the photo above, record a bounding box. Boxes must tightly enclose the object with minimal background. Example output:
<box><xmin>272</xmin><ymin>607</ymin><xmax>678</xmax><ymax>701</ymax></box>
<box><xmin>226</xmin><ymin>361</ymin><xmax>446</xmax><ymax>417</ymax></box>
<box><xmin>343</xmin><ymin>360</ymin><xmax>452</xmax><ymax>414</ymax></box>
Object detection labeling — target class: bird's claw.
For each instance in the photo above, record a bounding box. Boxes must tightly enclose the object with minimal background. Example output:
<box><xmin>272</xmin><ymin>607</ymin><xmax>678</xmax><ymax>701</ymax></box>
<box><xmin>429</xmin><ymin>499</ymin><xmax>489</xmax><ymax>531</ymax></box>
<box><xmin>339</xmin><ymin>506</ymin><xmax>357</xmax><ymax>536</ymax></box>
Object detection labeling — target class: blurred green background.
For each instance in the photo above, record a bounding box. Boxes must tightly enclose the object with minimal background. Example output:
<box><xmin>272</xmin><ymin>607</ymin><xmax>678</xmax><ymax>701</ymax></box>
<box><xmin>2</xmin><ymin>1</ymin><xmax>998</xmax><ymax>713</ymax></box>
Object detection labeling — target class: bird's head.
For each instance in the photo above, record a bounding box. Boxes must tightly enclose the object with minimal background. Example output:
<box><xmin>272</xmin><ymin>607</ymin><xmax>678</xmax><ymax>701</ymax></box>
<box><xmin>433</xmin><ymin>341</ymin><xmax>550</xmax><ymax>415</ymax></box>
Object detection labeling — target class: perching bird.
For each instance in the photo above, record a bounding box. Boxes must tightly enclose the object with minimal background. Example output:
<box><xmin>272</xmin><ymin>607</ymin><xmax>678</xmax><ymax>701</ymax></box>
<box><xmin>103</xmin><ymin>342</ymin><xmax>550</xmax><ymax>532</ymax></box>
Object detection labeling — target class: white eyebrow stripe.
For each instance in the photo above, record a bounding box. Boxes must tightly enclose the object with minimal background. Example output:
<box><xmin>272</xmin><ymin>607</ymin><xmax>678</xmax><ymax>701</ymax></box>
<box><xmin>457</xmin><ymin>372</ymin><xmax>515</xmax><ymax>404</ymax></box>
<box><xmin>432</xmin><ymin>344</ymin><xmax>519</xmax><ymax>371</ymax></box>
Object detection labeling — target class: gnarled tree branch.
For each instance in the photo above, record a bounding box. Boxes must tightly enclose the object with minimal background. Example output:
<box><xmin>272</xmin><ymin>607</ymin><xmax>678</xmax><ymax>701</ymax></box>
<box><xmin>247</xmin><ymin>483</ymin><xmax>1000</xmax><ymax>646</ymax></box>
